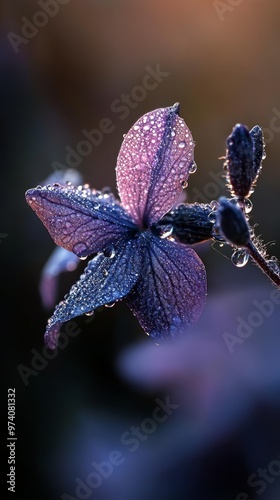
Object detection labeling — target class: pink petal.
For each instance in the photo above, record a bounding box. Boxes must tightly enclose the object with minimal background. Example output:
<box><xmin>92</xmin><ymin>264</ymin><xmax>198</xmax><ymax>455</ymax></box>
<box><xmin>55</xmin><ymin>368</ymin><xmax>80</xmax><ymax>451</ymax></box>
<box><xmin>116</xmin><ymin>103</ymin><xmax>195</xmax><ymax>226</ymax></box>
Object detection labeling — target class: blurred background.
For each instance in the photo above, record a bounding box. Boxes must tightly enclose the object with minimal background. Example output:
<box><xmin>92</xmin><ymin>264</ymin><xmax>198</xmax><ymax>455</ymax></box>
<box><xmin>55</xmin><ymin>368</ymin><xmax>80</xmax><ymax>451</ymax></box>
<box><xmin>2</xmin><ymin>1</ymin><xmax>280</xmax><ymax>499</ymax></box>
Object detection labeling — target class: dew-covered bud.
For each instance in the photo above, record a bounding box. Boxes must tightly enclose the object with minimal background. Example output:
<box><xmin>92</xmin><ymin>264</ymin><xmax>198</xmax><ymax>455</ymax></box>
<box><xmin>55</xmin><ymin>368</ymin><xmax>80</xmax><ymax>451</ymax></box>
<box><xmin>225</xmin><ymin>124</ymin><xmax>255</xmax><ymax>199</ymax></box>
<box><xmin>153</xmin><ymin>203</ymin><xmax>214</xmax><ymax>244</ymax></box>
<box><xmin>216</xmin><ymin>197</ymin><xmax>250</xmax><ymax>247</ymax></box>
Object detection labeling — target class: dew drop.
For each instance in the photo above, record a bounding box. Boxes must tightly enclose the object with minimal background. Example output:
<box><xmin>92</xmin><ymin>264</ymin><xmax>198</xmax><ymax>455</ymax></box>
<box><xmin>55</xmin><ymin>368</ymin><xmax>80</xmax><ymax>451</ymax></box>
<box><xmin>103</xmin><ymin>247</ymin><xmax>116</xmax><ymax>258</ymax></box>
<box><xmin>179</xmin><ymin>161</ymin><xmax>186</xmax><ymax>169</ymax></box>
<box><xmin>267</xmin><ymin>259</ymin><xmax>280</xmax><ymax>274</ymax></box>
<box><xmin>85</xmin><ymin>310</ymin><xmax>95</xmax><ymax>317</ymax></box>
<box><xmin>181</xmin><ymin>180</ymin><xmax>188</xmax><ymax>189</ymax></box>
<box><xmin>223</xmin><ymin>161</ymin><xmax>228</xmax><ymax>171</ymax></box>
<box><xmin>208</xmin><ymin>211</ymin><xmax>216</xmax><ymax>223</ymax></box>
<box><xmin>179</xmin><ymin>141</ymin><xmax>186</xmax><ymax>149</ymax></box>
<box><xmin>262</xmin><ymin>151</ymin><xmax>267</xmax><ymax>160</ymax></box>
<box><xmin>210</xmin><ymin>200</ymin><xmax>219</xmax><ymax>211</ymax></box>
<box><xmin>105</xmin><ymin>302</ymin><xmax>116</xmax><ymax>308</ymax></box>
<box><xmin>189</xmin><ymin>161</ymin><xmax>197</xmax><ymax>174</ymax></box>
<box><xmin>73</xmin><ymin>241</ymin><xmax>89</xmax><ymax>257</ymax></box>
<box><xmin>66</xmin><ymin>181</ymin><xmax>72</xmax><ymax>186</ymax></box>
<box><xmin>160</xmin><ymin>225</ymin><xmax>173</xmax><ymax>239</ymax></box>
<box><xmin>244</xmin><ymin>198</ymin><xmax>253</xmax><ymax>214</ymax></box>
<box><xmin>143</xmin><ymin>124</ymin><xmax>150</xmax><ymax>131</ymax></box>
<box><xmin>231</xmin><ymin>249</ymin><xmax>249</xmax><ymax>267</ymax></box>
<box><xmin>79</xmin><ymin>255</ymin><xmax>87</xmax><ymax>261</ymax></box>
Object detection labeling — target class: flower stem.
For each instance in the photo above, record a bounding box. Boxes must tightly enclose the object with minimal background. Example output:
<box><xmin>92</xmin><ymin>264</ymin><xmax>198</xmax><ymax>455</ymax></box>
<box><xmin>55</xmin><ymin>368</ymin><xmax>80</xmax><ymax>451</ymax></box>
<box><xmin>246</xmin><ymin>240</ymin><xmax>280</xmax><ymax>287</ymax></box>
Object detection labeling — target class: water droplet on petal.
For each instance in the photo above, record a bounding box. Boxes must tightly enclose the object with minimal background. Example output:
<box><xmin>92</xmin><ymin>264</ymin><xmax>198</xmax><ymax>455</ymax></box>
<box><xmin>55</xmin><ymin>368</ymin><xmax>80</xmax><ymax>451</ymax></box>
<box><xmin>189</xmin><ymin>161</ymin><xmax>197</xmax><ymax>174</ymax></box>
<box><xmin>73</xmin><ymin>242</ymin><xmax>89</xmax><ymax>256</ymax></box>
<box><xmin>105</xmin><ymin>302</ymin><xmax>116</xmax><ymax>308</ymax></box>
<box><xmin>143</xmin><ymin>124</ymin><xmax>150</xmax><ymax>131</ymax></box>
<box><xmin>85</xmin><ymin>310</ymin><xmax>95</xmax><ymax>317</ymax></box>
<box><xmin>103</xmin><ymin>246</ymin><xmax>116</xmax><ymax>258</ymax></box>
<box><xmin>179</xmin><ymin>141</ymin><xmax>186</xmax><ymax>149</ymax></box>
<box><xmin>181</xmin><ymin>180</ymin><xmax>188</xmax><ymax>189</ymax></box>
<box><xmin>231</xmin><ymin>249</ymin><xmax>249</xmax><ymax>267</ymax></box>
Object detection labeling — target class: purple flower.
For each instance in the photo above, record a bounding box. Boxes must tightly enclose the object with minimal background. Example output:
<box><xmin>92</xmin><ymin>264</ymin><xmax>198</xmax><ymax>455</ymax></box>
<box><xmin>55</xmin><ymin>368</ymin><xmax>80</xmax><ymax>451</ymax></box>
<box><xmin>25</xmin><ymin>104</ymin><xmax>207</xmax><ymax>349</ymax></box>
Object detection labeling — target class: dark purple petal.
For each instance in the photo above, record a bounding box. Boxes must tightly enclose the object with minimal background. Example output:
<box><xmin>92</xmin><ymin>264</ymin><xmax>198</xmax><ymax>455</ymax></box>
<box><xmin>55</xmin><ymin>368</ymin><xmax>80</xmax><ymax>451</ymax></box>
<box><xmin>116</xmin><ymin>104</ymin><xmax>195</xmax><ymax>226</ymax></box>
<box><xmin>44</xmin><ymin>237</ymin><xmax>141</xmax><ymax>349</ymax></box>
<box><xmin>26</xmin><ymin>184</ymin><xmax>137</xmax><ymax>258</ymax></box>
<box><xmin>126</xmin><ymin>234</ymin><xmax>206</xmax><ymax>341</ymax></box>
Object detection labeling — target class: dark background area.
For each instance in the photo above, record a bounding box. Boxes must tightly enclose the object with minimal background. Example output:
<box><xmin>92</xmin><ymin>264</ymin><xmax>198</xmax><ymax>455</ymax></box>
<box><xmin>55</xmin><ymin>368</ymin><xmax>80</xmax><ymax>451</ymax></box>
<box><xmin>2</xmin><ymin>1</ymin><xmax>280</xmax><ymax>499</ymax></box>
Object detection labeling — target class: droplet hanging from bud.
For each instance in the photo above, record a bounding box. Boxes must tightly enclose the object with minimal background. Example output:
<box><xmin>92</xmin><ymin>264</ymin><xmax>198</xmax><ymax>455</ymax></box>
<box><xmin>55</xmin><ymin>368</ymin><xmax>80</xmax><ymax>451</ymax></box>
<box><xmin>231</xmin><ymin>249</ymin><xmax>249</xmax><ymax>267</ymax></box>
